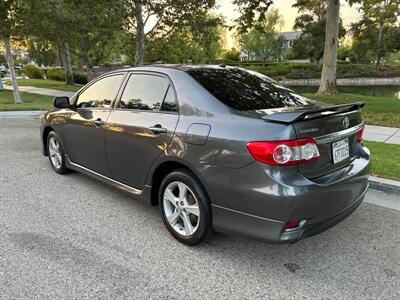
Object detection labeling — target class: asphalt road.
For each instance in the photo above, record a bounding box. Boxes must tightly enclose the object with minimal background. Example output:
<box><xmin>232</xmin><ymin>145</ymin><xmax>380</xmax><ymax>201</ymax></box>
<box><xmin>1</xmin><ymin>117</ymin><xmax>399</xmax><ymax>299</ymax></box>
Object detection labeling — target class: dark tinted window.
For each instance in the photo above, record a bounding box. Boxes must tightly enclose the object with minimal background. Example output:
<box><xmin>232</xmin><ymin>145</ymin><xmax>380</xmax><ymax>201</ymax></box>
<box><xmin>76</xmin><ymin>74</ymin><xmax>124</xmax><ymax>109</ymax></box>
<box><xmin>187</xmin><ymin>67</ymin><xmax>314</xmax><ymax>110</ymax></box>
<box><xmin>119</xmin><ymin>74</ymin><xmax>169</xmax><ymax>110</ymax></box>
<box><xmin>161</xmin><ymin>86</ymin><xmax>178</xmax><ymax>112</ymax></box>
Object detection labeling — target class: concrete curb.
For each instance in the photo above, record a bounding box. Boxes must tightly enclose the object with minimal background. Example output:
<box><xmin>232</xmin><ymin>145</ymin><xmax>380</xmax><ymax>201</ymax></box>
<box><xmin>369</xmin><ymin>176</ymin><xmax>400</xmax><ymax>195</ymax></box>
<box><xmin>0</xmin><ymin>111</ymin><xmax>46</xmax><ymax>117</ymax></box>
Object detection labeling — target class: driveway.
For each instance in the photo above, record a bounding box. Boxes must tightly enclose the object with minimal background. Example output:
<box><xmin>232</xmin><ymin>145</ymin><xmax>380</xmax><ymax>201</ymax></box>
<box><xmin>0</xmin><ymin>117</ymin><xmax>399</xmax><ymax>299</ymax></box>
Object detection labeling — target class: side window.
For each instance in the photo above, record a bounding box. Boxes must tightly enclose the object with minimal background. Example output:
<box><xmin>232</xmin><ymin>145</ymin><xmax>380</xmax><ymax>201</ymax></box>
<box><xmin>119</xmin><ymin>74</ymin><xmax>169</xmax><ymax>110</ymax></box>
<box><xmin>161</xmin><ymin>86</ymin><xmax>178</xmax><ymax>112</ymax></box>
<box><xmin>76</xmin><ymin>74</ymin><xmax>124</xmax><ymax>109</ymax></box>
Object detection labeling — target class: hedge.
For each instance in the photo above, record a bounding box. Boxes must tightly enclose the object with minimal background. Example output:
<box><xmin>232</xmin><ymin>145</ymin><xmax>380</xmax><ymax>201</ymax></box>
<box><xmin>46</xmin><ymin>68</ymin><xmax>88</xmax><ymax>84</ymax></box>
<box><xmin>22</xmin><ymin>64</ymin><xmax>43</xmax><ymax>79</ymax></box>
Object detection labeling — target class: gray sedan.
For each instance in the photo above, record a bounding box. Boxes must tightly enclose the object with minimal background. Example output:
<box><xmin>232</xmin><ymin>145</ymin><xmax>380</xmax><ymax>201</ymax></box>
<box><xmin>40</xmin><ymin>65</ymin><xmax>371</xmax><ymax>245</ymax></box>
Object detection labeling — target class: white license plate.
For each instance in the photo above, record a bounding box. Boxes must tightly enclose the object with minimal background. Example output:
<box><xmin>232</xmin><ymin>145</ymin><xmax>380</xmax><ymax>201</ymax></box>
<box><xmin>332</xmin><ymin>138</ymin><xmax>349</xmax><ymax>164</ymax></box>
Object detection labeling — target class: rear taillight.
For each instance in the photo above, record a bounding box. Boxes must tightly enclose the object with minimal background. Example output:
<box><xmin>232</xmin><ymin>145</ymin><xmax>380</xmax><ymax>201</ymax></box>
<box><xmin>247</xmin><ymin>138</ymin><xmax>320</xmax><ymax>166</ymax></box>
<box><xmin>357</xmin><ymin>126</ymin><xmax>364</xmax><ymax>142</ymax></box>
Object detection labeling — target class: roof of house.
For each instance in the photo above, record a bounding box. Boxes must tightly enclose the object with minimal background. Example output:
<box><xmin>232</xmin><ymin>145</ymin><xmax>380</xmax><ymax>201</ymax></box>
<box><xmin>275</xmin><ymin>31</ymin><xmax>302</xmax><ymax>40</ymax></box>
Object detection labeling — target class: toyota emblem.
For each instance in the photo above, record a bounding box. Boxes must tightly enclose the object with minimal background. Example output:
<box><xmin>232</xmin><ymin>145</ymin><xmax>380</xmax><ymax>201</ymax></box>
<box><xmin>342</xmin><ymin>117</ymin><xmax>350</xmax><ymax>129</ymax></box>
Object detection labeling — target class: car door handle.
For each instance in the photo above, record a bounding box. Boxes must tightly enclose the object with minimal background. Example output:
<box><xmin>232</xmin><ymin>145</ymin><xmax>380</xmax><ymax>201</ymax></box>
<box><xmin>148</xmin><ymin>125</ymin><xmax>167</xmax><ymax>134</ymax></box>
<box><xmin>94</xmin><ymin>118</ymin><xmax>105</xmax><ymax>127</ymax></box>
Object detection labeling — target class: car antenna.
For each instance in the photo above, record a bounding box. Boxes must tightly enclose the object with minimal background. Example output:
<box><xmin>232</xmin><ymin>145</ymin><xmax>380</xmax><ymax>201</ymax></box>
<box><xmin>218</xmin><ymin>63</ymin><xmax>226</xmax><ymax>68</ymax></box>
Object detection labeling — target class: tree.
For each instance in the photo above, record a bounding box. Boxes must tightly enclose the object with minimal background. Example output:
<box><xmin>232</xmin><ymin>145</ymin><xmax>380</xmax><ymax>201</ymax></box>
<box><xmin>123</xmin><ymin>0</ymin><xmax>216</xmax><ymax>66</ymax></box>
<box><xmin>232</xmin><ymin>0</ymin><xmax>273</xmax><ymax>33</ymax></box>
<box><xmin>349</xmin><ymin>0</ymin><xmax>400</xmax><ymax>68</ymax></box>
<box><xmin>19</xmin><ymin>0</ymin><xmax>84</xmax><ymax>84</ymax></box>
<box><xmin>251</xmin><ymin>9</ymin><xmax>284</xmax><ymax>64</ymax></box>
<box><xmin>318</xmin><ymin>0</ymin><xmax>341</xmax><ymax>94</ymax></box>
<box><xmin>237</xmin><ymin>9</ymin><xmax>284</xmax><ymax>63</ymax></box>
<box><xmin>71</xmin><ymin>0</ymin><xmax>124</xmax><ymax>80</ymax></box>
<box><xmin>292</xmin><ymin>0</ymin><xmax>345</xmax><ymax>65</ymax></box>
<box><xmin>144</xmin><ymin>13</ymin><xmax>224</xmax><ymax>64</ymax></box>
<box><xmin>0</xmin><ymin>0</ymin><xmax>22</xmax><ymax>103</ymax></box>
<box><xmin>224</xmin><ymin>48</ymin><xmax>241</xmax><ymax>61</ymax></box>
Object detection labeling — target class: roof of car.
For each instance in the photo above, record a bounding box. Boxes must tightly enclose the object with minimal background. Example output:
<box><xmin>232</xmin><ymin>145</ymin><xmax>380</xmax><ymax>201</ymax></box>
<box><xmin>116</xmin><ymin>64</ymin><xmax>233</xmax><ymax>73</ymax></box>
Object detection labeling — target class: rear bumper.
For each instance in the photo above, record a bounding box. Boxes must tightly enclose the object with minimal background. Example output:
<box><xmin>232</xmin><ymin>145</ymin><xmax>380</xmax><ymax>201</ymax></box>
<box><xmin>206</xmin><ymin>146</ymin><xmax>371</xmax><ymax>243</ymax></box>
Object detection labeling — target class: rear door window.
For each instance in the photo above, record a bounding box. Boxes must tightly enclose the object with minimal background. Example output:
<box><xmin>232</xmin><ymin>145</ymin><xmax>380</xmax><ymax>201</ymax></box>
<box><xmin>119</xmin><ymin>74</ymin><xmax>170</xmax><ymax>111</ymax></box>
<box><xmin>186</xmin><ymin>67</ymin><xmax>314</xmax><ymax>110</ymax></box>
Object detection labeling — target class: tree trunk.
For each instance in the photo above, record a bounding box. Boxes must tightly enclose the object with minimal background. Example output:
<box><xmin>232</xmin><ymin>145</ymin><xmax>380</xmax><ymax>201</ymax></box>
<box><xmin>134</xmin><ymin>2</ymin><xmax>145</xmax><ymax>66</ymax></box>
<box><xmin>0</xmin><ymin>75</ymin><xmax>4</xmax><ymax>91</ymax></box>
<box><xmin>60</xmin><ymin>42</ymin><xmax>74</xmax><ymax>85</ymax></box>
<box><xmin>82</xmin><ymin>49</ymin><xmax>93</xmax><ymax>81</ymax></box>
<box><xmin>317</xmin><ymin>0</ymin><xmax>340</xmax><ymax>95</ymax></box>
<box><xmin>2</xmin><ymin>35</ymin><xmax>22</xmax><ymax>104</ymax></box>
<box><xmin>376</xmin><ymin>23</ymin><xmax>384</xmax><ymax>69</ymax></box>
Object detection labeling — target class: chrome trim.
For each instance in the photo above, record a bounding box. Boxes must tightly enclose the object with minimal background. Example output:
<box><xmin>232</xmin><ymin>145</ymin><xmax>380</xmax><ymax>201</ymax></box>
<box><xmin>315</xmin><ymin>123</ymin><xmax>364</xmax><ymax>144</ymax></box>
<box><xmin>66</xmin><ymin>158</ymin><xmax>143</xmax><ymax>195</ymax></box>
<box><xmin>212</xmin><ymin>204</ymin><xmax>284</xmax><ymax>224</ymax></box>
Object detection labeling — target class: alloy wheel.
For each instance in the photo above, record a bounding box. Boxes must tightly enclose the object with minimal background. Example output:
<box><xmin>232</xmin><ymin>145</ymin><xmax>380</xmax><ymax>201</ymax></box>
<box><xmin>163</xmin><ymin>181</ymin><xmax>200</xmax><ymax>236</ymax></box>
<box><xmin>48</xmin><ymin>136</ymin><xmax>62</xmax><ymax>169</ymax></box>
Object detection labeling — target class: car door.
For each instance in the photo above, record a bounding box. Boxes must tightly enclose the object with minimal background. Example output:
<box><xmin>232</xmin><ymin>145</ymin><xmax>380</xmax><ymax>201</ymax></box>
<box><xmin>62</xmin><ymin>73</ymin><xmax>125</xmax><ymax>176</ymax></box>
<box><xmin>105</xmin><ymin>72</ymin><xmax>179</xmax><ymax>189</ymax></box>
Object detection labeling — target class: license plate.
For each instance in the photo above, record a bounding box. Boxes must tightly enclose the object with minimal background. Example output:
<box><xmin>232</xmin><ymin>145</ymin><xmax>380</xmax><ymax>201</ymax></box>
<box><xmin>332</xmin><ymin>138</ymin><xmax>349</xmax><ymax>164</ymax></box>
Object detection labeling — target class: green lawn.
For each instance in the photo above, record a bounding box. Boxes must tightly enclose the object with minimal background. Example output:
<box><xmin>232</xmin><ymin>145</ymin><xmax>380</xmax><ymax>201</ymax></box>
<box><xmin>0</xmin><ymin>90</ymin><xmax>53</xmax><ymax>111</ymax></box>
<box><xmin>4</xmin><ymin>79</ymin><xmax>82</xmax><ymax>92</ymax></box>
<box><xmin>364</xmin><ymin>141</ymin><xmax>400</xmax><ymax>181</ymax></box>
<box><xmin>305</xmin><ymin>93</ymin><xmax>400</xmax><ymax>128</ymax></box>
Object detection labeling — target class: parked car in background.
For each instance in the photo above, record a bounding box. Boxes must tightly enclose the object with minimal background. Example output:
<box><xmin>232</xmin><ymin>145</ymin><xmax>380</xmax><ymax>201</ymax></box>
<box><xmin>39</xmin><ymin>65</ymin><xmax>371</xmax><ymax>245</ymax></box>
<box><xmin>0</xmin><ymin>65</ymin><xmax>7</xmax><ymax>73</ymax></box>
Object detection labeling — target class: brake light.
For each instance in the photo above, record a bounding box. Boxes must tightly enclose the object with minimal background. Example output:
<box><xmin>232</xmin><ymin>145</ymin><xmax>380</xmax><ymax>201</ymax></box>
<box><xmin>247</xmin><ymin>138</ymin><xmax>320</xmax><ymax>166</ymax></box>
<box><xmin>357</xmin><ymin>126</ymin><xmax>364</xmax><ymax>142</ymax></box>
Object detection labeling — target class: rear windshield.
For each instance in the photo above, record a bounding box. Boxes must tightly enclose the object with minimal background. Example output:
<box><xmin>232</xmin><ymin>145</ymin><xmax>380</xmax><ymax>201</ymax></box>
<box><xmin>186</xmin><ymin>67</ymin><xmax>314</xmax><ymax>110</ymax></box>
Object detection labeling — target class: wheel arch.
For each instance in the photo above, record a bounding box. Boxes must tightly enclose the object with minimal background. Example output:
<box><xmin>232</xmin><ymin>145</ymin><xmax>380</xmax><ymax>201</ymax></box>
<box><xmin>149</xmin><ymin>158</ymin><xmax>208</xmax><ymax>206</ymax></box>
<box><xmin>42</xmin><ymin>126</ymin><xmax>55</xmax><ymax>156</ymax></box>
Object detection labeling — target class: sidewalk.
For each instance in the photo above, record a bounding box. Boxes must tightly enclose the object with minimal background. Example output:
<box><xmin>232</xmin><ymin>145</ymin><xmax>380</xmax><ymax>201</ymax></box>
<box><xmin>364</xmin><ymin>125</ymin><xmax>400</xmax><ymax>145</ymax></box>
<box><xmin>3</xmin><ymin>84</ymin><xmax>75</xmax><ymax>98</ymax></box>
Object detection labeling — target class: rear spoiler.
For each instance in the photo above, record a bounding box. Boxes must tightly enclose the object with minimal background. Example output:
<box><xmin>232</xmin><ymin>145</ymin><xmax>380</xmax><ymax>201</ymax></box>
<box><xmin>261</xmin><ymin>102</ymin><xmax>365</xmax><ymax>124</ymax></box>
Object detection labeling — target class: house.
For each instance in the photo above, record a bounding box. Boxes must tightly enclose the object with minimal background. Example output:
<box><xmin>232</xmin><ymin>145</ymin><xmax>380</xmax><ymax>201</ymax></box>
<box><xmin>240</xmin><ymin>31</ymin><xmax>302</xmax><ymax>61</ymax></box>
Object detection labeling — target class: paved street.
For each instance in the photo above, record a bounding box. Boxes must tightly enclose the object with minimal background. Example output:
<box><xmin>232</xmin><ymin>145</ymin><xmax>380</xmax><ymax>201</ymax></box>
<box><xmin>1</xmin><ymin>117</ymin><xmax>399</xmax><ymax>299</ymax></box>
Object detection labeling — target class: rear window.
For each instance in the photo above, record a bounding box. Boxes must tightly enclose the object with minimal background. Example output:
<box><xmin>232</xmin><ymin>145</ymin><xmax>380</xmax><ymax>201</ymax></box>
<box><xmin>186</xmin><ymin>67</ymin><xmax>314</xmax><ymax>110</ymax></box>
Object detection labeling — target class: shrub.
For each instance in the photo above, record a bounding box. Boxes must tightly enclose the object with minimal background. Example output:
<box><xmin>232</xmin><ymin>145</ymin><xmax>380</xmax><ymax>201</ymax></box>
<box><xmin>22</xmin><ymin>64</ymin><xmax>43</xmax><ymax>79</ymax></box>
<box><xmin>47</xmin><ymin>68</ymin><xmax>88</xmax><ymax>84</ymax></box>
<box><xmin>0</xmin><ymin>72</ymin><xmax>4</xmax><ymax>78</ymax></box>
<box><xmin>72</xmin><ymin>72</ymin><xmax>88</xmax><ymax>84</ymax></box>
<box><xmin>46</xmin><ymin>68</ymin><xmax>65</xmax><ymax>81</ymax></box>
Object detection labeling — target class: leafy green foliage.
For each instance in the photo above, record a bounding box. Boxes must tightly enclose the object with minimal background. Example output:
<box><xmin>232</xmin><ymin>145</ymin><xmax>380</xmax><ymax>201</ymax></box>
<box><xmin>46</xmin><ymin>68</ymin><xmax>88</xmax><ymax>84</ymax></box>
<box><xmin>292</xmin><ymin>0</ymin><xmax>346</xmax><ymax>63</ymax></box>
<box><xmin>144</xmin><ymin>13</ymin><xmax>224</xmax><ymax>63</ymax></box>
<box><xmin>224</xmin><ymin>48</ymin><xmax>241</xmax><ymax>61</ymax></box>
<box><xmin>22</xmin><ymin>64</ymin><xmax>43</xmax><ymax>79</ymax></box>
<box><xmin>232</xmin><ymin>0</ymin><xmax>273</xmax><ymax>33</ymax></box>
<box><xmin>238</xmin><ymin>9</ymin><xmax>285</xmax><ymax>63</ymax></box>
<box><xmin>349</xmin><ymin>0</ymin><xmax>400</xmax><ymax>66</ymax></box>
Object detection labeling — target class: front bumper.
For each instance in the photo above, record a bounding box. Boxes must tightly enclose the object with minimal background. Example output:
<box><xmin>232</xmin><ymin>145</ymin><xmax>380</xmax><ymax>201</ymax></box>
<box><xmin>205</xmin><ymin>146</ymin><xmax>371</xmax><ymax>243</ymax></box>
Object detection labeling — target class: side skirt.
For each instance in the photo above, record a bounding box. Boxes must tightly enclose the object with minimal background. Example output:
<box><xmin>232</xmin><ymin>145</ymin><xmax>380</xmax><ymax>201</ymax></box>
<box><xmin>66</xmin><ymin>157</ymin><xmax>152</xmax><ymax>203</ymax></box>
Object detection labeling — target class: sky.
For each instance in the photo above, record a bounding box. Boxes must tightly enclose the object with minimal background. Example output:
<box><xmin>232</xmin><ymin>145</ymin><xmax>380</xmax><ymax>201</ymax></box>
<box><xmin>216</xmin><ymin>0</ymin><xmax>362</xmax><ymax>48</ymax></box>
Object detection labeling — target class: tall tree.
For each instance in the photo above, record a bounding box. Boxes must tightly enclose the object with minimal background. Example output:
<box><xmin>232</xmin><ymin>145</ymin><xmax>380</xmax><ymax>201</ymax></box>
<box><xmin>238</xmin><ymin>9</ymin><xmax>284</xmax><ymax>64</ymax></box>
<box><xmin>123</xmin><ymin>0</ymin><xmax>216</xmax><ymax>66</ymax></box>
<box><xmin>232</xmin><ymin>0</ymin><xmax>273</xmax><ymax>33</ymax></box>
<box><xmin>318</xmin><ymin>0</ymin><xmax>340</xmax><ymax>94</ymax></box>
<box><xmin>0</xmin><ymin>0</ymin><xmax>22</xmax><ymax>103</ymax></box>
<box><xmin>144</xmin><ymin>13</ymin><xmax>224</xmax><ymax>64</ymax></box>
<box><xmin>293</xmin><ymin>0</ymin><xmax>345</xmax><ymax>67</ymax></box>
<box><xmin>19</xmin><ymin>0</ymin><xmax>76</xmax><ymax>84</ymax></box>
<box><xmin>349</xmin><ymin>0</ymin><xmax>400</xmax><ymax>68</ymax></box>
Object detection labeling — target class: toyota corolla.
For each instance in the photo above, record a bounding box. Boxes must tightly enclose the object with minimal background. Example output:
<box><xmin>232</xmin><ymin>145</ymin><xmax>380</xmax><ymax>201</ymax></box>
<box><xmin>40</xmin><ymin>65</ymin><xmax>371</xmax><ymax>245</ymax></box>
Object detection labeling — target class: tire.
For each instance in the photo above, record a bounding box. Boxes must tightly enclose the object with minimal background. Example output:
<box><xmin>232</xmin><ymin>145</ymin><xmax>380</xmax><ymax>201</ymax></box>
<box><xmin>46</xmin><ymin>131</ymin><xmax>69</xmax><ymax>174</ymax></box>
<box><xmin>159</xmin><ymin>169</ymin><xmax>214</xmax><ymax>245</ymax></box>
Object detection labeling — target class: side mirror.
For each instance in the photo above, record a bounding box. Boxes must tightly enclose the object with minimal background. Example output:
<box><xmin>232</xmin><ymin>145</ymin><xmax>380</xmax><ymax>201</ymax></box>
<box><xmin>53</xmin><ymin>96</ymin><xmax>71</xmax><ymax>109</ymax></box>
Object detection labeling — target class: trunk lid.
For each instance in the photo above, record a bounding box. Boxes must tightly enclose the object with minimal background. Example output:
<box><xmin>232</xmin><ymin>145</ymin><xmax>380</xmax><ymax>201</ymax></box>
<box><xmin>259</xmin><ymin>102</ymin><xmax>364</xmax><ymax>179</ymax></box>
